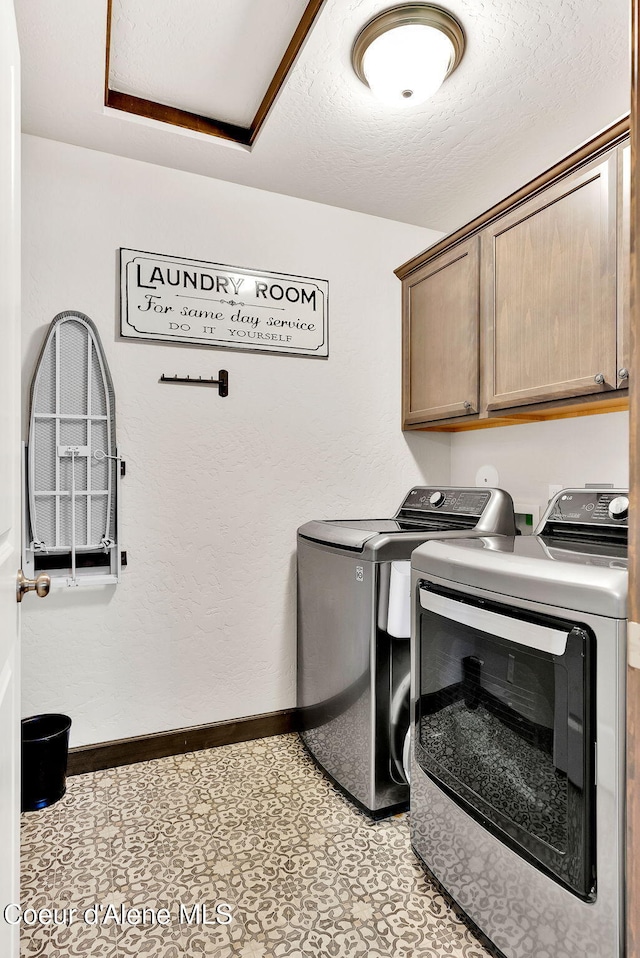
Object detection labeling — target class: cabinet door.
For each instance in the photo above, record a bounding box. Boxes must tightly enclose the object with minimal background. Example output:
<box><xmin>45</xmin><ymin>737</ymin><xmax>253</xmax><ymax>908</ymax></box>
<box><xmin>482</xmin><ymin>153</ymin><xmax>617</xmax><ymax>411</ymax></box>
<box><xmin>618</xmin><ymin>142</ymin><xmax>630</xmax><ymax>386</ymax></box>
<box><xmin>403</xmin><ymin>237</ymin><xmax>479</xmax><ymax>425</ymax></box>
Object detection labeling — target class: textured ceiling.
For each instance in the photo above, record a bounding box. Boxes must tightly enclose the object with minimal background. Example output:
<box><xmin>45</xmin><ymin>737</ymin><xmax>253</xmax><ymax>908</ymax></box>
<box><xmin>16</xmin><ymin>0</ymin><xmax>630</xmax><ymax>232</ymax></box>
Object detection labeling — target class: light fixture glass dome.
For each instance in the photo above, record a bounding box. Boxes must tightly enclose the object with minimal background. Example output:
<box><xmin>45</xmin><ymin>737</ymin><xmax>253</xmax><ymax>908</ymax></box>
<box><xmin>352</xmin><ymin>4</ymin><xmax>465</xmax><ymax>108</ymax></box>
<box><xmin>362</xmin><ymin>23</ymin><xmax>454</xmax><ymax>106</ymax></box>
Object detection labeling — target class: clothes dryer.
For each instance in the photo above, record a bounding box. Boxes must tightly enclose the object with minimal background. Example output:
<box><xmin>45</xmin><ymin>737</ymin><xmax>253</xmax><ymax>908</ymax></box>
<box><xmin>410</xmin><ymin>488</ymin><xmax>628</xmax><ymax>958</ymax></box>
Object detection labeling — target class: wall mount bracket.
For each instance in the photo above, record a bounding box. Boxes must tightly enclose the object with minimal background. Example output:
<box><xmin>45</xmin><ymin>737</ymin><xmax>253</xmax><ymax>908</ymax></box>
<box><xmin>160</xmin><ymin>371</ymin><xmax>228</xmax><ymax>397</ymax></box>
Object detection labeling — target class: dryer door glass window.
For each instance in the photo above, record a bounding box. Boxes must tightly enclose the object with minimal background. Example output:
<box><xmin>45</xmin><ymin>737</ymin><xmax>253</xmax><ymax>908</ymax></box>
<box><xmin>416</xmin><ymin>582</ymin><xmax>595</xmax><ymax>899</ymax></box>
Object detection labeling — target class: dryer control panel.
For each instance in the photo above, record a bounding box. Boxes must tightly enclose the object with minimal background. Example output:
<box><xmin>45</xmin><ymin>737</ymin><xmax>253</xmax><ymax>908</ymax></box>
<box><xmin>543</xmin><ymin>490</ymin><xmax>630</xmax><ymax>527</ymax></box>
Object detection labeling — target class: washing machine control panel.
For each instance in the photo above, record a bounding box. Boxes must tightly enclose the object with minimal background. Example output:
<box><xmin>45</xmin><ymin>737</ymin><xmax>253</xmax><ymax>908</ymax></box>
<box><xmin>545</xmin><ymin>490</ymin><xmax>630</xmax><ymax>527</ymax></box>
<box><xmin>401</xmin><ymin>488</ymin><xmax>491</xmax><ymax>517</ymax></box>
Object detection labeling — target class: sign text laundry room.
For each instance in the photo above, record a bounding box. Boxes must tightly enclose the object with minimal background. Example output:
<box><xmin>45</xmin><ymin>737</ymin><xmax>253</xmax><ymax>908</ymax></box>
<box><xmin>120</xmin><ymin>249</ymin><xmax>329</xmax><ymax>357</ymax></box>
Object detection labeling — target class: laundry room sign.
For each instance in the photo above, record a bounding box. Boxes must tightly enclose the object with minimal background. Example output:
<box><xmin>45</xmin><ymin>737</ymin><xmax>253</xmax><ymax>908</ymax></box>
<box><xmin>119</xmin><ymin>249</ymin><xmax>329</xmax><ymax>357</ymax></box>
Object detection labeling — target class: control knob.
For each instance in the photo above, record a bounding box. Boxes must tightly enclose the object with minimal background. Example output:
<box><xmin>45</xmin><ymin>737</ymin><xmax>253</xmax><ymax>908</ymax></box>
<box><xmin>429</xmin><ymin>491</ymin><xmax>445</xmax><ymax>507</ymax></box>
<box><xmin>608</xmin><ymin>496</ymin><xmax>629</xmax><ymax>521</ymax></box>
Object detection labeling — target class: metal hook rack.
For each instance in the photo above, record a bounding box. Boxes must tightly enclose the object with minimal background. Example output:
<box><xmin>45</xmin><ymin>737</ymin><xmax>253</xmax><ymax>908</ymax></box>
<box><xmin>159</xmin><ymin>370</ymin><xmax>229</xmax><ymax>397</ymax></box>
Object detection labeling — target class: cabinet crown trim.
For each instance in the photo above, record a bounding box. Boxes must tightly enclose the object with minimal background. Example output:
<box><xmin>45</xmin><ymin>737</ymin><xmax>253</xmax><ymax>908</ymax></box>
<box><xmin>396</xmin><ymin>114</ymin><xmax>629</xmax><ymax>280</ymax></box>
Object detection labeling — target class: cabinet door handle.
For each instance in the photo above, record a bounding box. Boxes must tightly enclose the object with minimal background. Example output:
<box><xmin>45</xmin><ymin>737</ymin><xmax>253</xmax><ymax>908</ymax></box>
<box><xmin>463</xmin><ymin>401</ymin><xmax>472</xmax><ymax>410</ymax></box>
<box><xmin>594</xmin><ymin>373</ymin><xmax>605</xmax><ymax>385</ymax></box>
<box><xmin>618</xmin><ymin>368</ymin><xmax>629</xmax><ymax>381</ymax></box>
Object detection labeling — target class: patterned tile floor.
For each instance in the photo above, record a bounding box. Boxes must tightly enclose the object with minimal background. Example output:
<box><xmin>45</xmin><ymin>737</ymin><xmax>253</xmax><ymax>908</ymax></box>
<box><xmin>20</xmin><ymin>734</ymin><xmax>492</xmax><ymax>957</ymax></box>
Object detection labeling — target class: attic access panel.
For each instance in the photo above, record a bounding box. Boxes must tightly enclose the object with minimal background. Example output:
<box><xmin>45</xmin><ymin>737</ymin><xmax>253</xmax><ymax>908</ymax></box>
<box><xmin>105</xmin><ymin>0</ymin><xmax>327</xmax><ymax>146</ymax></box>
<box><xmin>24</xmin><ymin>311</ymin><xmax>121</xmax><ymax>587</ymax></box>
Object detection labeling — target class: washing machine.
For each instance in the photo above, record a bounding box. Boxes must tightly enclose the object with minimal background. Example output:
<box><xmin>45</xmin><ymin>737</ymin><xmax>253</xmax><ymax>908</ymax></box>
<box><xmin>297</xmin><ymin>486</ymin><xmax>516</xmax><ymax>817</ymax></box>
<box><xmin>410</xmin><ymin>488</ymin><xmax>628</xmax><ymax>958</ymax></box>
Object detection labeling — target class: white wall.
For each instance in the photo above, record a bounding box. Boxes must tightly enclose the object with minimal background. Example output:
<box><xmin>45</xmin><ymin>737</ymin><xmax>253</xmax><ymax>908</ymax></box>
<box><xmin>450</xmin><ymin>413</ymin><xmax>629</xmax><ymax>520</ymax></box>
<box><xmin>20</xmin><ymin>135</ymin><xmax>449</xmax><ymax>747</ymax></box>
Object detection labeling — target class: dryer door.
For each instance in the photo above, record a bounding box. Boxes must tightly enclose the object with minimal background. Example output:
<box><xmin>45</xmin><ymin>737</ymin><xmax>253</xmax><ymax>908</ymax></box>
<box><xmin>416</xmin><ymin>581</ymin><xmax>596</xmax><ymax>900</ymax></box>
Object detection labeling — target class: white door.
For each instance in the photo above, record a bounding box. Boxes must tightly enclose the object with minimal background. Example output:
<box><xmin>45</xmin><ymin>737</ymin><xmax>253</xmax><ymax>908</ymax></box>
<box><xmin>0</xmin><ymin>2</ymin><xmax>21</xmax><ymax>955</ymax></box>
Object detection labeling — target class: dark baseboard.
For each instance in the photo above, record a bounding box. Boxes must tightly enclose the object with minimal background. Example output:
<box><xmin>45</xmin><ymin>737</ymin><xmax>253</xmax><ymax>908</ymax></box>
<box><xmin>67</xmin><ymin>708</ymin><xmax>299</xmax><ymax>776</ymax></box>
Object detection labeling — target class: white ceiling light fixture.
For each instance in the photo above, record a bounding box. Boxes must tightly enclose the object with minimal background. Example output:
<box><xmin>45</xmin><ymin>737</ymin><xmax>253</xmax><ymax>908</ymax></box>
<box><xmin>352</xmin><ymin>3</ymin><xmax>465</xmax><ymax>107</ymax></box>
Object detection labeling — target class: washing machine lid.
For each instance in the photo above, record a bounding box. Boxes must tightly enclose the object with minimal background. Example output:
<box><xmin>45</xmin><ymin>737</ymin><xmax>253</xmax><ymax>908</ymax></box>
<box><xmin>412</xmin><ymin>533</ymin><xmax>628</xmax><ymax>618</ymax></box>
<box><xmin>297</xmin><ymin>515</ymin><xmax>481</xmax><ymax>552</ymax></box>
<box><xmin>297</xmin><ymin>519</ymin><xmax>396</xmax><ymax>551</ymax></box>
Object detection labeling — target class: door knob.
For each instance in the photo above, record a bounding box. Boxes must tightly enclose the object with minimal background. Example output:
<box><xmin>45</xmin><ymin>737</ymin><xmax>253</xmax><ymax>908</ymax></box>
<box><xmin>16</xmin><ymin>570</ymin><xmax>51</xmax><ymax>603</ymax></box>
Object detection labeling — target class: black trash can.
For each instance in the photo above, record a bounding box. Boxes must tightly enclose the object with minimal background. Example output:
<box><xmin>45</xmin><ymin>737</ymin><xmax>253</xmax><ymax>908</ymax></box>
<box><xmin>21</xmin><ymin>714</ymin><xmax>72</xmax><ymax>812</ymax></box>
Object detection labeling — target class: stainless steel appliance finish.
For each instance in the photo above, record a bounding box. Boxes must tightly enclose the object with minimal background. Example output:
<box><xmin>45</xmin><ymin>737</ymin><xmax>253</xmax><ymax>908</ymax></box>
<box><xmin>410</xmin><ymin>488</ymin><xmax>628</xmax><ymax>958</ymax></box>
<box><xmin>297</xmin><ymin>486</ymin><xmax>516</xmax><ymax>816</ymax></box>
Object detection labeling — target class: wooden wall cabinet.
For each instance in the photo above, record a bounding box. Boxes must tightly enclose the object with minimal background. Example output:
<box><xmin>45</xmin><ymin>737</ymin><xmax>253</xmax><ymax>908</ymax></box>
<box><xmin>398</xmin><ymin>120</ymin><xmax>630</xmax><ymax>431</ymax></box>
<box><xmin>403</xmin><ymin>238</ymin><xmax>479</xmax><ymax>425</ymax></box>
<box><xmin>482</xmin><ymin>153</ymin><xmax>618</xmax><ymax>411</ymax></box>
